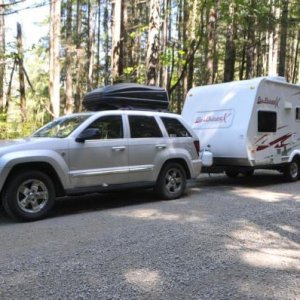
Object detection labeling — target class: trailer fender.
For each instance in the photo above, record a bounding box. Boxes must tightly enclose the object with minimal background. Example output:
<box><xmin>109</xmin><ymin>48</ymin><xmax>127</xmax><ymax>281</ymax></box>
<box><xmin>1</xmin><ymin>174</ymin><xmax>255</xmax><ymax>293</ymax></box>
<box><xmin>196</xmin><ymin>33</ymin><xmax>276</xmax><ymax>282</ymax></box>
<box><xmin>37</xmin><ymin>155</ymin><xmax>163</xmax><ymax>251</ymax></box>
<box><xmin>288</xmin><ymin>150</ymin><xmax>300</xmax><ymax>163</ymax></box>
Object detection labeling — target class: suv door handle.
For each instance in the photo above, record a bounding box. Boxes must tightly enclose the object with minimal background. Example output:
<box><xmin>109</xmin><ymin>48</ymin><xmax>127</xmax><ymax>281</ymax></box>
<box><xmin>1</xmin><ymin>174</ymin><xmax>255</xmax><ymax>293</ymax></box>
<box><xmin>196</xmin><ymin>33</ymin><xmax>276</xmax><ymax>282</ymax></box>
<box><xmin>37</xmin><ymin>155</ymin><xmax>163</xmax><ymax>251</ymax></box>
<box><xmin>156</xmin><ymin>144</ymin><xmax>167</xmax><ymax>150</ymax></box>
<box><xmin>112</xmin><ymin>146</ymin><xmax>126</xmax><ymax>151</ymax></box>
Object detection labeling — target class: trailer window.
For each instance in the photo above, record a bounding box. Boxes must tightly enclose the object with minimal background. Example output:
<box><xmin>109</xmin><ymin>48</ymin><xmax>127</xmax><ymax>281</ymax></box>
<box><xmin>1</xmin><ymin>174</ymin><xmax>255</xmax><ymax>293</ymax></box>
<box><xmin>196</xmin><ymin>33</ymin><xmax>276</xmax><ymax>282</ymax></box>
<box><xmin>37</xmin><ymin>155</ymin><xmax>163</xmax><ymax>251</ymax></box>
<box><xmin>258</xmin><ymin>111</ymin><xmax>277</xmax><ymax>132</ymax></box>
<box><xmin>296</xmin><ymin>108</ymin><xmax>300</xmax><ymax>120</ymax></box>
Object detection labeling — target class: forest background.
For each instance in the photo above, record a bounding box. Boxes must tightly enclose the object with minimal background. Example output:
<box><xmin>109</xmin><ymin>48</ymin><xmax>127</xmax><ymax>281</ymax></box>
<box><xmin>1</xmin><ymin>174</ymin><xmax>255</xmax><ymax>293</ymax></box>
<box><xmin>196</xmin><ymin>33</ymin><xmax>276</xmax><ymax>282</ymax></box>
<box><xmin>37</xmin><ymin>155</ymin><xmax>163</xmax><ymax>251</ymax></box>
<box><xmin>0</xmin><ymin>0</ymin><xmax>299</xmax><ymax>138</ymax></box>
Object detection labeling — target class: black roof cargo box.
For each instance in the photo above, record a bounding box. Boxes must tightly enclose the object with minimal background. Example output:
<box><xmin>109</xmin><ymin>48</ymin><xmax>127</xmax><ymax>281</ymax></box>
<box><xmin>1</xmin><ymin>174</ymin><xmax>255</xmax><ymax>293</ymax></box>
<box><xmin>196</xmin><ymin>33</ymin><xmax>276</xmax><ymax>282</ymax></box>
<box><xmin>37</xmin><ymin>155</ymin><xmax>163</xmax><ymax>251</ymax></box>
<box><xmin>83</xmin><ymin>83</ymin><xmax>169</xmax><ymax>111</ymax></box>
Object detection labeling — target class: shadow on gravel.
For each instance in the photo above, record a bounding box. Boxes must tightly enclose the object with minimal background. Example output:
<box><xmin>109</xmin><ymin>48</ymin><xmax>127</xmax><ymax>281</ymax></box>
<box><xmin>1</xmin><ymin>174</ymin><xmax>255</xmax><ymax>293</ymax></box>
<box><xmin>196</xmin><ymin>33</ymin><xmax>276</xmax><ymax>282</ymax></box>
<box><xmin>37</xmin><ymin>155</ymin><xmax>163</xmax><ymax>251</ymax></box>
<box><xmin>52</xmin><ymin>188</ymin><xmax>161</xmax><ymax>218</ymax></box>
<box><xmin>0</xmin><ymin>189</ymin><xmax>160</xmax><ymax>224</ymax></box>
<box><xmin>192</xmin><ymin>170</ymin><xmax>286</xmax><ymax>188</ymax></box>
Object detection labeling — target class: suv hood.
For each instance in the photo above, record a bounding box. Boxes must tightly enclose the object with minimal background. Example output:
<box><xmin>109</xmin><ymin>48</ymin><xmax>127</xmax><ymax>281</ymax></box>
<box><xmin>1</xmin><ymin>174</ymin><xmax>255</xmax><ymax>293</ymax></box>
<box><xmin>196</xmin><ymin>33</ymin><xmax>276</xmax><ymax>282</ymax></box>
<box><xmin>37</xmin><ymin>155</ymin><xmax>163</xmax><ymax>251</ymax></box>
<box><xmin>0</xmin><ymin>137</ymin><xmax>69</xmax><ymax>157</ymax></box>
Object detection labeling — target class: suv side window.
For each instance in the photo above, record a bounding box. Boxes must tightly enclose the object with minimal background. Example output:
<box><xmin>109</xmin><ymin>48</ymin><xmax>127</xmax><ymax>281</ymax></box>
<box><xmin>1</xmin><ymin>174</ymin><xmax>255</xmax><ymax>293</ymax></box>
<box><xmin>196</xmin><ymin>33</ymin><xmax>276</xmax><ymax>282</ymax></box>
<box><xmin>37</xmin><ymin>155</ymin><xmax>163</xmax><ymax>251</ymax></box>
<box><xmin>87</xmin><ymin>115</ymin><xmax>123</xmax><ymax>139</ymax></box>
<box><xmin>161</xmin><ymin>117</ymin><xmax>192</xmax><ymax>137</ymax></box>
<box><xmin>129</xmin><ymin>115</ymin><xmax>162</xmax><ymax>138</ymax></box>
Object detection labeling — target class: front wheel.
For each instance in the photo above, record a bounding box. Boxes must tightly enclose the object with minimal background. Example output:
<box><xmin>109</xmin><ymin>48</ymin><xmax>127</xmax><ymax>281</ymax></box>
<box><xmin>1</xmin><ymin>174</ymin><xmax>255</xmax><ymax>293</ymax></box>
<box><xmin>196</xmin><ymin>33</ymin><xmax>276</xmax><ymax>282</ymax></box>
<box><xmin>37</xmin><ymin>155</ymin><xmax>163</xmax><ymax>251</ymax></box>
<box><xmin>2</xmin><ymin>170</ymin><xmax>55</xmax><ymax>221</ymax></box>
<box><xmin>155</xmin><ymin>163</ymin><xmax>187</xmax><ymax>200</ymax></box>
<box><xmin>283</xmin><ymin>159</ymin><xmax>300</xmax><ymax>182</ymax></box>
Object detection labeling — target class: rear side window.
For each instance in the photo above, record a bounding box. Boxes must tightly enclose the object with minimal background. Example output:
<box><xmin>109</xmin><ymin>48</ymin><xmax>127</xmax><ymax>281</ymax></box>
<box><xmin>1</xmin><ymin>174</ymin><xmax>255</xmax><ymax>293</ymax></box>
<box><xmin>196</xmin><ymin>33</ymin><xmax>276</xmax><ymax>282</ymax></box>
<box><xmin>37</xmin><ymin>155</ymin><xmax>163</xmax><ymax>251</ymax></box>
<box><xmin>258</xmin><ymin>111</ymin><xmax>277</xmax><ymax>132</ymax></box>
<box><xmin>161</xmin><ymin>117</ymin><xmax>192</xmax><ymax>137</ymax></box>
<box><xmin>129</xmin><ymin>115</ymin><xmax>162</xmax><ymax>138</ymax></box>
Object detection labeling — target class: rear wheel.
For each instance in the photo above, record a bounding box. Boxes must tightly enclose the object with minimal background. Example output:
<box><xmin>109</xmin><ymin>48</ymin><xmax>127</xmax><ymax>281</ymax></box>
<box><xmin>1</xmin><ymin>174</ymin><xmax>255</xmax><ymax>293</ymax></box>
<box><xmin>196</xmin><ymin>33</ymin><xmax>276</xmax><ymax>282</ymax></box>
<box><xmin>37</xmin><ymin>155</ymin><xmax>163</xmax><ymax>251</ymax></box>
<box><xmin>283</xmin><ymin>159</ymin><xmax>300</xmax><ymax>181</ymax></box>
<box><xmin>225</xmin><ymin>170</ymin><xmax>239</xmax><ymax>178</ymax></box>
<box><xmin>155</xmin><ymin>163</ymin><xmax>186</xmax><ymax>200</ymax></box>
<box><xmin>2</xmin><ymin>170</ymin><xmax>55</xmax><ymax>221</ymax></box>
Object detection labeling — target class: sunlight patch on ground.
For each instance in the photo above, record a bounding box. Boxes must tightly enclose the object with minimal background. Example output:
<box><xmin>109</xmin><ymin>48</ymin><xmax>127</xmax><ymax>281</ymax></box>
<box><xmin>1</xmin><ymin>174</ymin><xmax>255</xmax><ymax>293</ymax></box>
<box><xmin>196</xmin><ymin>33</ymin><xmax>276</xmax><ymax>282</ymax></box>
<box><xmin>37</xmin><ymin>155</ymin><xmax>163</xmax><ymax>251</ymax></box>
<box><xmin>112</xmin><ymin>208</ymin><xmax>204</xmax><ymax>223</ymax></box>
<box><xmin>125</xmin><ymin>268</ymin><xmax>161</xmax><ymax>290</ymax></box>
<box><xmin>242</xmin><ymin>248</ymin><xmax>300</xmax><ymax>270</ymax></box>
<box><xmin>228</xmin><ymin>222</ymin><xmax>300</xmax><ymax>271</ymax></box>
<box><xmin>277</xmin><ymin>224</ymin><xmax>298</xmax><ymax>234</ymax></box>
<box><xmin>230</xmin><ymin>187</ymin><xmax>292</xmax><ymax>202</ymax></box>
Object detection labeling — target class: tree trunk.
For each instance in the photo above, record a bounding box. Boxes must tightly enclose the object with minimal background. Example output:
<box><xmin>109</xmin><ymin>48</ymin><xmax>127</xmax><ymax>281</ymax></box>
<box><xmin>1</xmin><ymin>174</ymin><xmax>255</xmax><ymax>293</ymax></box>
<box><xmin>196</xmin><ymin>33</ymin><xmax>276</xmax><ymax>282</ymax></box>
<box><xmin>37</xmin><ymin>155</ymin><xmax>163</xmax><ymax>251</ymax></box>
<box><xmin>65</xmin><ymin>0</ymin><xmax>73</xmax><ymax>114</ymax></box>
<box><xmin>224</xmin><ymin>2</ymin><xmax>236</xmax><ymax>82</ymax></box>
<box><xmin>17</xmin><ymin>23</ymin><xmax>26</xmax><ymax>121</ymax></box>
<box><xmin>187</xmin><ymin>0</ymin><xmax>197</xmax><ymax>90</ymax></box>
<box><xmin>0</xmin><ymin>0</ymin><xmax>5</xmax><ymax>113</ymax></box>
<box><xmin>87</xmin><ymin>0</ymin><xmax>97</xmax><ymax>91</ymax></box>
<box><xmin>122</xmin><ymin>1</ymin><xmax>128</xmax><ymax>73</ymax></box>
<box><xmin>95</xmin><ymin>0</ymin><xmax>101</xmax><ymax>86</ymax></box>
<box><xmin>278</xmin><ymin>0</ymin><xmax>288</xmax><ymax>77</ymax></box>
<box><xmin>206</xmin><ymin>4</ymin><xmax>216</xmax><ymax>84</ymax></box>
<box><xmin>146</xmin><ymin>0</ymin><xmax>160</xmax><ymax>86</ymax></box>
<box><xmin>111</xmin><ymin>0</ymin><xmax>123</xmax><ymax>83</ymax></box>
<box><xmin>159</xmin><ymin>0</ymin><xmax>169</xmax><ymax>88</ymax></box>
<box><xmin>292</xmin><ymin>30</ymin><xmax>300</xmax><ymax>83</ymax></box>
<box><xmin>75</xmin><ymin>0</ymin><xmax>83</xmax><ymax>112</ymax></box>
<box><xmin>49</xmin><ymin>0</ymin><xmax>61</xmax><ymax>118</ymax></box>
<box><xmin>103</xmin><ymin>0</ymin><xmax>110</xmax><ymax>85</ymax></box>
<box><xmin>268</xmin><ymin>2</ymin><xmax>280</xmax><ymax>76</ymax></box>
<box><xmin>245</xmin><ymin>0</ymin><xmax>256</xmax><ymax>79</ymax></box>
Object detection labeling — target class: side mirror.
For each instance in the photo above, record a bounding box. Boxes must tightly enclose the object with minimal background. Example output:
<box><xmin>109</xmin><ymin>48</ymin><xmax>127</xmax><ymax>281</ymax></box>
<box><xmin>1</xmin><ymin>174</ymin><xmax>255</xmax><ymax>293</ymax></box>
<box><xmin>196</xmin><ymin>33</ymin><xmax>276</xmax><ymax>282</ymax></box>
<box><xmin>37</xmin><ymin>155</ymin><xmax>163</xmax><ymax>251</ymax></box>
<box><xmin>75</xmin><ymin>128</ymin><xmax>101</xmax><ymax>143</ymax></box>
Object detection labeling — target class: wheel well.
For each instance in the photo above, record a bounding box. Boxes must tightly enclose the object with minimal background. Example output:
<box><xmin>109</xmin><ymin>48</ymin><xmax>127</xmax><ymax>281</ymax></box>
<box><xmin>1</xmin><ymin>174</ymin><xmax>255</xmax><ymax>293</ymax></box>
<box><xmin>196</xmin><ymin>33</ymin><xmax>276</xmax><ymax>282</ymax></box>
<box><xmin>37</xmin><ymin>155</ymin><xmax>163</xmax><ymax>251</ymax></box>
<box><xmin>4</xmin><ymin>162</ymin><xmax>65</xmax><ymax>197</ymax></box>
<box><xmin>162</xmin><ymin>159</ymin><xmax>191</xmax><ymax>179</ymax></box>
<box><xmin>292</xmin><ymin>154</ymin><xmax>300</xmax><ymax>162</ymax></box>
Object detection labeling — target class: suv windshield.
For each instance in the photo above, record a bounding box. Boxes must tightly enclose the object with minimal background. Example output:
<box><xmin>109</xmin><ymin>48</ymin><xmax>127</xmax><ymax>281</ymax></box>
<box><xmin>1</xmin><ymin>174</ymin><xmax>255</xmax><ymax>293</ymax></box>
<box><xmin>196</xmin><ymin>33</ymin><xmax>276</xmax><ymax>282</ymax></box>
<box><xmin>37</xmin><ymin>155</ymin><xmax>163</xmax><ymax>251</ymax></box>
<box><xmin>32</xmin><ymin>115</ymin><xmax>91</xmax><ymax>138</ymax></box>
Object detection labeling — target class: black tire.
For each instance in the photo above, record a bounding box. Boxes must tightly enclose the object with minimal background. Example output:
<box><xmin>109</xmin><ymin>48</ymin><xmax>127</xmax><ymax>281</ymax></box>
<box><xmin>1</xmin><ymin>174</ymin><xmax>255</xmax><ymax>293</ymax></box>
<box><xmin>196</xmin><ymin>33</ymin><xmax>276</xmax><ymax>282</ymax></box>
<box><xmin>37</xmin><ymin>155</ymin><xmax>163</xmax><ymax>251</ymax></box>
<box><xmin>283</xmin><ymin>159</ymin><xmax>300</xmax><ymax>182</ymax></box>
<box><xmin>155</xmin><ymin>163</ymin><xmax>187</xmax><ymax>200</ymax></box>
<box><xmin>225</xmin><ymin>171</ymin><xmax>239</xmax><ymax>178</ymax></box>
<box><xmin>242</xmin><ymin>169</ymin><xmax>254</xmax><ymax>177</ymax></box>
<box><xmin>2</xmin><ymin>170</ymin><xmax>55</xmax><ymax>221</ymax></box>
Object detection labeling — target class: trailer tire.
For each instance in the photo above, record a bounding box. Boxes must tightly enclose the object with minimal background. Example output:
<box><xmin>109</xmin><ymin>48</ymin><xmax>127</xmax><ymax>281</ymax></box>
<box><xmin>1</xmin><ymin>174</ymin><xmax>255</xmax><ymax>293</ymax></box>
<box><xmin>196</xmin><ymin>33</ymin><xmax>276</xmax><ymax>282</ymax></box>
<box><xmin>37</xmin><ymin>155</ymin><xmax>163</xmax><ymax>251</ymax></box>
<box><xmin>284</xmin><ymin>158</ymin><xmax>300</xmax><ymax>182</ymax></box>
<box><xmin>242</xmin><ymin>170</ymin><xmax>254</xmax><ymax>177</ymax></box>
<box><xmin>225</xmin><ymin>171</ymin><xmax>239</xmax><ymax>178</ymax></box>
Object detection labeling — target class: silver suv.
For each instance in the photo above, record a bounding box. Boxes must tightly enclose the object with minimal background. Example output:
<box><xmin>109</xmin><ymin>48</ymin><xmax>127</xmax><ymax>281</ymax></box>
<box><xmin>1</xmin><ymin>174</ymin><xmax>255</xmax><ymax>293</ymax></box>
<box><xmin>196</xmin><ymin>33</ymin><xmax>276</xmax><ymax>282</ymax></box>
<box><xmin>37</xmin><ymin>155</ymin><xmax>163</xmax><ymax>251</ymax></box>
<box><xmin>0</xmin><ymin>110</ymin><xmax>201</xmax><ymax>221</ymax></box>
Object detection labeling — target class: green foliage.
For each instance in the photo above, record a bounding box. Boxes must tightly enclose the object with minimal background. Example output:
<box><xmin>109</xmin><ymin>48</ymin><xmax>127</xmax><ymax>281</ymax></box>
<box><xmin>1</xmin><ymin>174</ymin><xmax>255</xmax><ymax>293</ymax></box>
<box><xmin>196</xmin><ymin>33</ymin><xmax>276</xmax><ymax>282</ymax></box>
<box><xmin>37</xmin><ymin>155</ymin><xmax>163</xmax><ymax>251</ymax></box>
<box><xmin>0</xmin><ymin>121</ymin><xmax>42</xmax><ymax>140</ymax></box>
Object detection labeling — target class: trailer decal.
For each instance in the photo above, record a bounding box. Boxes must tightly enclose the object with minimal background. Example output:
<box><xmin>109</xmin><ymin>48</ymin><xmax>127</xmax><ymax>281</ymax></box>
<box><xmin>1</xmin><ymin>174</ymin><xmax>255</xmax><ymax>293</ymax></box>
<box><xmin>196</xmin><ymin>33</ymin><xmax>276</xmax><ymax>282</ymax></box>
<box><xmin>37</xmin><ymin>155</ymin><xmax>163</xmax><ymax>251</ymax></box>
<box><xmin>192</xmin><ymin>109</ymin><xmax>234</xmax><ymax>129</ymax></box>
<box><xmin>256</xmin><ymin>133</ymin><xmax>292</xmax><ymax>151</ymax></box>
<box><xmin>257</xmin><ymin>96</ymin><xmax>280</xmax><ymax>107</ymax></box>
<box><xmin>255</xmin><ymin>133</ymin><xmax>269</xmax><ymax>144</ymax></box>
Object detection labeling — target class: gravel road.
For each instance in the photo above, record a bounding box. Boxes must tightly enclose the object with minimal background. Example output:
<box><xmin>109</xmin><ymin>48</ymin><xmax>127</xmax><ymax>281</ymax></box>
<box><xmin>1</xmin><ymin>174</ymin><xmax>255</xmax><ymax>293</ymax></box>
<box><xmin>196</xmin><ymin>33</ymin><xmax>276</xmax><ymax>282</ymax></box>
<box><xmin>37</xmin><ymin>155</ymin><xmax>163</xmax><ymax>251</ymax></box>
<box><xmin>0</xmin><ymin>171</ymin><xmax>299</xmax><ymax>299</ymax></box>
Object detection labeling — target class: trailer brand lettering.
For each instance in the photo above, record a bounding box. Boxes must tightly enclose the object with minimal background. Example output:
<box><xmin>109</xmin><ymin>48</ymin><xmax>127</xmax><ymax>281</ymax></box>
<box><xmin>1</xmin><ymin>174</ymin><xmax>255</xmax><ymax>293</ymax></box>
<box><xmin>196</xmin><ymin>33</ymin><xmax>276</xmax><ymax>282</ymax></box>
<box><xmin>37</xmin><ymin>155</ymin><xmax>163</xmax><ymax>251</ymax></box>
<box><xmin>192</xmin><ymin>110</ymin><xmax>234</xmax><ymax>129</ymax></box>
<box><xmin>257</xmin><ymin>96</ymin><xmax>280</xmax><ymax>107</ymax></box>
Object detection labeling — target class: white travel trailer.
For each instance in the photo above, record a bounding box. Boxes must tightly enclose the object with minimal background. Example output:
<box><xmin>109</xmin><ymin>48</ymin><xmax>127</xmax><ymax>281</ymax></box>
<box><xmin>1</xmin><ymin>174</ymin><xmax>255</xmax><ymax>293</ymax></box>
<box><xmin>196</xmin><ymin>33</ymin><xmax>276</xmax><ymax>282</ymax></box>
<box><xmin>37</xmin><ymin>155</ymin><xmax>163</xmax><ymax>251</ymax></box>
<box><xmin>181</xmin><ymin>76</ymin><xmax>300</xmax><ymax>181</ymax></box>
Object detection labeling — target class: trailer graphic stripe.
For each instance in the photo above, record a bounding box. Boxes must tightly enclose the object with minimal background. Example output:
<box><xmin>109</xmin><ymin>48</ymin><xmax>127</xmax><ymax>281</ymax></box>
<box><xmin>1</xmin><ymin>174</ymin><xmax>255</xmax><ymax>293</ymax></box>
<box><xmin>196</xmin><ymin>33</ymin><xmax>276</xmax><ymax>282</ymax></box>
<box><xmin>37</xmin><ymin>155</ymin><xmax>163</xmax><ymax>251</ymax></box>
<box><xmin>256</xmin><ymin>133</ymin><xmax>292</xmax><ymax>151</ymax></box>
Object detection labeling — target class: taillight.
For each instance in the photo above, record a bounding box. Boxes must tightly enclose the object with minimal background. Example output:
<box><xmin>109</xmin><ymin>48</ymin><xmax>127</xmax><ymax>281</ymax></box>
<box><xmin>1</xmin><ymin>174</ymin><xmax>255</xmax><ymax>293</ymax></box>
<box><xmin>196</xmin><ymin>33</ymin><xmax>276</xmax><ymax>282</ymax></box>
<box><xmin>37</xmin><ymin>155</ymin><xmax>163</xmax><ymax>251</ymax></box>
<box><xmin>193</xmin><ymin>140</ymin><xmax>200</xmax><ymax>156</ymax></box>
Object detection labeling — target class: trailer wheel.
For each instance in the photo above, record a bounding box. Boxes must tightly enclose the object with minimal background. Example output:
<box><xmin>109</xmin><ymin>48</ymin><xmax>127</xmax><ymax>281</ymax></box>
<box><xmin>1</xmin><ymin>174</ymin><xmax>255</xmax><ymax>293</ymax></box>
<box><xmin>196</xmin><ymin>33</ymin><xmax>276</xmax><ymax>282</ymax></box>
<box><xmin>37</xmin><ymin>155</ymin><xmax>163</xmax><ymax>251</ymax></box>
<box><xmin>225</xmin><ymin>171</ymin><xmax>239</xmax><ymax>178</ymax></box>
<box><xmin>242</xmin><ymin>170</ymin><xmax>254</xmax><ymax>177</ymax></box>
<box><xmin>284</xmin><ymin>159</ymin><xmax>300</xmax><ymax>182</ymax></box>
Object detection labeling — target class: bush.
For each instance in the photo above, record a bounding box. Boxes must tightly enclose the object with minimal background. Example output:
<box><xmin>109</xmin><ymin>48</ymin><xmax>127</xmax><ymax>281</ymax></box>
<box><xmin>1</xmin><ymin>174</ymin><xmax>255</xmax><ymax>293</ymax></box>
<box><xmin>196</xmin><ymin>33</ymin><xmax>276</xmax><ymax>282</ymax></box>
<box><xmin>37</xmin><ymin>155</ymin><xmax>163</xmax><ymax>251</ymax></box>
<box><xmin>0</xmin><ymin>122</ymin><xmax>42</xmax><ymax>140</ymax></box>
